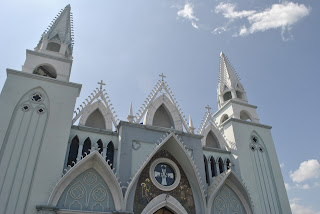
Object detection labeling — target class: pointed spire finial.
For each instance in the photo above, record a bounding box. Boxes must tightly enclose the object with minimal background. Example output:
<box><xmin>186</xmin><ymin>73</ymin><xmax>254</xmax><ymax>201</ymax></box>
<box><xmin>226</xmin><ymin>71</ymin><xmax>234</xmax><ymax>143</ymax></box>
<box><xmin>97</xmin><ymin>80</ymin><xmax>106</xmax><ymax>90</ymax></box>
<box><xmin>127</xmin><ymin>102</ymin><xmax>135</xmax><ymax>123</ymax></box>
<box><xmin>188</xmin><ymin>114</ymin><xmax>195</xmax><ymax>133</ymax></box>
<box><xmin>143</xmin><ymin>109</ymin><xmax>148</xmax><ymax>125</ymax></box>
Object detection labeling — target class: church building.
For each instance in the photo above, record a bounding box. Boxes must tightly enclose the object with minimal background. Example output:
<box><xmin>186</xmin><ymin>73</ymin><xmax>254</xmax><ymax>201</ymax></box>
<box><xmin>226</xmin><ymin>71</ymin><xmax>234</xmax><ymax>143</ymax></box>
<box><xmin>0</xmin><ymin>5</ymin><xmax>291</xmax><ymax>214</ymax></box>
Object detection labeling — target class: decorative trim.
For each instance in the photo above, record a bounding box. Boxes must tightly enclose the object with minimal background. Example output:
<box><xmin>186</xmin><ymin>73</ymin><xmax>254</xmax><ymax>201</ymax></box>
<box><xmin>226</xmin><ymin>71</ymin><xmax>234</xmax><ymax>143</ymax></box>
<box><xmin>134</xmin><ymin>76</ymin><xmax>190</xmax><ymax>132</ymax></box>
<box><xmin>149</xmin><ymin>158</ymin><xmax>181</xmax><ymax>192</ymax></box>
<box><xmin>117</xmin><ymin>121</ymin><xmax>203</xmax><ymax>139</ymax></box>
<box><xmin>71</xmin><ymin>125</ymin><xmax>118</xmax><ymax>136</ymax></box>
<box><xmin>202</xmin><ymin>146</ymin><xmax>231</xmax><ymax>154</ymax></box>
<box><xmin>27</xmin><ymin>49</ymin><xmax>72</xmax><ymax>63</ymax></box>
<box><xmin>222</xmin><ymin>118</ymin><xmax>272</xmax><ymax>129</ymax></box>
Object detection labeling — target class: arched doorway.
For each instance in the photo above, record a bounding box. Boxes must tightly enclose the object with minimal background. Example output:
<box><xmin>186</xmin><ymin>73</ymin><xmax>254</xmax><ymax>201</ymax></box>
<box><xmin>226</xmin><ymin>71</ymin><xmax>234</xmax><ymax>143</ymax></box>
<box><xmin>154</xmin><ymin>207</ymin><xmax>175</xmax><ymax>214</ymax></box>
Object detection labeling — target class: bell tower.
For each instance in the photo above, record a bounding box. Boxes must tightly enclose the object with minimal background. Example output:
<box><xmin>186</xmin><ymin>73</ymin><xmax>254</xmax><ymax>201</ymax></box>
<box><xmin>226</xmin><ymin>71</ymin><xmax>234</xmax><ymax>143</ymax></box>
<box><xmin>22</xmin><ymin>4</ymin><xmax>74</xmax><ymax>81</ymax></box>
<box><xmin>213</xmin><ymin>52</ymin><xmax>291</xmax><ymax>213</ymax></box>
<box><xmin>0</xmin><ymin>5</ymin><xmax>81</xmax><ymax>214</ymax></box>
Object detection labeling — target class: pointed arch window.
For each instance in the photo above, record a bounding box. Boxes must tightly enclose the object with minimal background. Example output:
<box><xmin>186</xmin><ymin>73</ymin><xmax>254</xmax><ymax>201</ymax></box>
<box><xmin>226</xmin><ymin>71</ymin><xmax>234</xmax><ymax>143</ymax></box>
<box><xmin>240</xmin><ymin>110</ymin><xmax>252</xmax><ymax>122</ymax></box>
<box><xmin>106</xmin><ymin>141</ymin><xmax>114</xmax><ymax>168</ymax></box>
<box><xmin>226</xmin><ymin>158</ymin><xmax>231</xmax><ymax>170</ymax></box>
<box><xmin>236</xmin><ymin>90</ymin><xmax>243</xmax><ymax>99</ymax></box>
<box><xmin>46</xmin><ymin>42</ymin><xmax>61</xmax><ymax>52</ymax></box>
<box><xmin>210</xmin><ymin>157</ymin><xmax>217</xmax><ymax>177</ymax></box>
<box><xmin>85</xmin><ymin>109</ymin><xmax>106</xmax><ymax>129</ymax></box>
<box><xmin>67</xmin><ymin>136</ymin><xmax>79</xmax><ymax>166</ymax></box>
<box><xmin>97</xmin><ymin>139</ymin><xmax>103</xmax><ymax>154</ymax></box>
<box><xmin>218</xmin><ymin>157</ymin><xmax>224</xmax><ymax>174</ymax></box>
<box><xmin>206</xmin><ymin>131</ymin><xmax>220</xmax><ymax>148</ymax></box>
<box><xmin>221</xmin><ymin>114</ymin><xmax>229</xmax><ymax>124</ymax></box>
<box><xmin>203</xmin><ymin>155</ymin><xmax>209</xmax><ymax>184</ymax></box>
<box><xmin>223</xmin><ymin>91</ymin><xmax>232</xmax><ymax>102</ymax></box>
<box><xmin>82</xmin><ymin>137</ymin><xmax>91</xmax><ymax>158</ymax></box>
<box><xmin>33</xmin><ymin>64</ymin><xmax>57</xmax><ymax>79</ymax></box>
<box><xmin>152</xmin><ymin>104</ymin><xmax>174</xmax><ymax>129</ymax></box>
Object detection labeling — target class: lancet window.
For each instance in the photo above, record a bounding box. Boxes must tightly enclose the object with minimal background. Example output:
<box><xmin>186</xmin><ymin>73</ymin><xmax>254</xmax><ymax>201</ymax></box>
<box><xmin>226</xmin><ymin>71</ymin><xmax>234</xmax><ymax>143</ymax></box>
<box><xmin>106</xmin><ymin>141</ymin><xmax>114</xmax><ymax>168</ymax></box>
<box><xmin>67</xmin><ymin>136</ymin><xmax>79</xmax><ymax>166</ymax></box>
<box><xmin>82</xmin><ymin>137</ymin><xmax>91</xmax><ymax>158</ymax></box>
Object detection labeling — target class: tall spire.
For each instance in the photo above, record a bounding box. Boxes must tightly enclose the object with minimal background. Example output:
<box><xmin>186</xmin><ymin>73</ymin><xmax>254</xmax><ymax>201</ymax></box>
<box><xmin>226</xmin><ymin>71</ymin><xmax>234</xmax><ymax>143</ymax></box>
<box><xmin>217</xmin><ymin>52</ymin><xmax>247</xmax><ymax>108</ymax></box>
<box><xmin>35</xmin><ymin>5</ymin><xmax>74</xmax><ymax>58</ymax></box>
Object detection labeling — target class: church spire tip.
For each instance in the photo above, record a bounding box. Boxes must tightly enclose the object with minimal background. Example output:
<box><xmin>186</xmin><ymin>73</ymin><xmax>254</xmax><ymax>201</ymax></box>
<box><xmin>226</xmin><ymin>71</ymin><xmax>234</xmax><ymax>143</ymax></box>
<box><xmin>35</xmin><ymin>5</ymin><xmax>74</xmax><ymax>57</ymax></box>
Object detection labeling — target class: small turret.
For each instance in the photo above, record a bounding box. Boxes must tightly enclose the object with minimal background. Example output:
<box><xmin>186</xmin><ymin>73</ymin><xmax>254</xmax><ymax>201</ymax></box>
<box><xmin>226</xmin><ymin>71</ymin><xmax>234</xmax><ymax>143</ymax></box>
<box><xmin>217</xmin><ymin>52</ymin><xmax>247</xmax><ymax>108</ymax></box>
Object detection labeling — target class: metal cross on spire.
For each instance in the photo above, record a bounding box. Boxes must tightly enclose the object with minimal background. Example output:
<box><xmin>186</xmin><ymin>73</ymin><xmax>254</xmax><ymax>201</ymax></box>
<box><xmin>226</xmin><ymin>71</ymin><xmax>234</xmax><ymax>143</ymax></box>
<box><xmin>97</xmin><ymin>80</ymin><xmax>106</xmax><ymax>90</ymax></box>
<box><xmin>159</xmin><ymin>73</ymin><xmax>166</xmax><ymax>81</ymax></box>
<box><xmin>205</xmin><ymin>105</ymin><xmax>211</xmax><ymax>112</ymax></box>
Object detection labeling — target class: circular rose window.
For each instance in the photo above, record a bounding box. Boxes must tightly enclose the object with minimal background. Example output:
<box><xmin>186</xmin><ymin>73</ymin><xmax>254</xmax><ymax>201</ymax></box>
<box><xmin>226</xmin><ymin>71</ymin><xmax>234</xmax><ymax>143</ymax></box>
<box><xmin>154</xmin><ymin>163</ymin><xmax>175</xmax><ymax>186</ymax></box>
<box><xmin>149</xmin><ymin>158</ymin><xmax>180</xmax><ymax>191</ymax></box>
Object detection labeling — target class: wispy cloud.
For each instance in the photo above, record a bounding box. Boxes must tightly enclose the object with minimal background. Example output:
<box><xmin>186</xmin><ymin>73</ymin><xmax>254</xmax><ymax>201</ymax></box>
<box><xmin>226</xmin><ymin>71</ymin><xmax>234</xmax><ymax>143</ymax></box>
<box><xmin>177</xmin><ymin>3</ymin><xmax>199</xmax><ymax>29</ymax></box>
<box><xmin>290</xmin><ymin>202</ymin><xmax>320</xmax><ymax>214</ymax></box>
<box><xmin>290</xmin><ymin>159</ymin><xmax>320</xmax><ymax>183</ymax></box>
<box><xmin>215</xmin><ymin>3</ymin><xmax>256</xmax><ymax>19</ymax></box>
<box><xmin>214</xmin><ymin>2</ymin><xmax>310</xmax><ymax>40</ymax></box>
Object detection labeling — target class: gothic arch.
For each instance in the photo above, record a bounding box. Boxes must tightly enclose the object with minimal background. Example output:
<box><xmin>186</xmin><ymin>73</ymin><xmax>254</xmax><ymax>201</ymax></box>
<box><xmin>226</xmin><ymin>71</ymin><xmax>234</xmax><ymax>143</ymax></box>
<box><xmin>67</xmin><ymin>136</ymin><xmax>79</xmax><ymax>166</ymax></box>
<box><xmin>48</xmin><ymin>151</ymin><xmax>124</xmax><ymax>210</ymax></box>
<box><xmin>106</xmin><ymin>141</ymin><xmax>114</xmax><ymax>168</ymax></box>
<box><xmin>209</xmin><ymin>156</ymin><xmax>217</xmax><ymax>177</ymax></box>
<box><xmin>141</xmin><ymin>194</ymin><xmax>188</xmax><ymax>214</ymax></box>
<box><xmin>249</xmin><ymin>131</ymin><xmax>282</xmax><ymax>213</ymax></box>
<box><xmin>202</xmin><ymin>123</ymin><xmax>227</xmax><ymax>149</ymax></box>
<box><xmin>240</xmin><ymin>110</ymin><xmax>252</xmax><ymax>122</ymax></box>
<box><xmin>144</xmin><ymin>95</ymin><xmax>183</xmax><ymax>131</ymax></box>
<box><xmin>125</xmin><ymin>133</ymin><xmax>206</xmax><ymax>213</ymax></box>
<box><xmin>96</xmin><ymin>139</ymin><xmax>103</xmax><ymax>154</ymax></box>
<box><xmin>79</xmin><ymin>101</ymin><xmax>113</xmax><ymax>130</ymax></box>
<box><xmin>33</xmin><ymin>63</ymin><xmax>57</xmax><ymax>79</ymax></box>
<box><xmin>207</xmin><ymin>170</ymin><xmax>252</xmax><ymax>214</ymax></box>
<box><xmin>220</xmin><ymin>114</ymin><xmax>229</xmax><ymax>124</ymax></box>
<box><xmin>82</xmin><ymin>137</ymin><xmax>91</xmax><ymax>158</ymax></box>
<box><xmin>0</xmin><ymin>87</ymin><xmax>50</xmax><ymax>214</ymax></box>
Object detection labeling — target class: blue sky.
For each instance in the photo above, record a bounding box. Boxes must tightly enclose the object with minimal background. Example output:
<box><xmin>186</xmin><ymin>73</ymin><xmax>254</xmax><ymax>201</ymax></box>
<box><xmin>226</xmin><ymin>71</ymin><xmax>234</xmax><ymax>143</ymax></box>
<box><xmin>0</xmin><ymin>1</ymin><xmax>319</xmax><ymax>213</ymax></box>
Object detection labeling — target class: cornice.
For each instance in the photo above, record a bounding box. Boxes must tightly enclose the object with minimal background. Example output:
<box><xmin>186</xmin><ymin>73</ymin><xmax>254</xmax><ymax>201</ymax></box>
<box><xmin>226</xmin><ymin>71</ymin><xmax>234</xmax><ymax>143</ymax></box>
<box><xmin>203</xmin><ymin>146</ymin><xmax>231</xmax><ymax>154</ymax></box>
<box><xmin>223</xmin><ymin>118</ymin><xmax>272</xmax><ymax>129</ymax></box>
<box><xmin>26</xmin><ymin>49</ymin><xmax>72</xmax><ymax>63</ymax></box>
<box><xmin>118</xmin><ymin>121</ymin><xmax>203</xmax><ymax>139</ymax></box>
<box><xmin>213</xmin><ymin>99</ymin><xmax>257</xmax><ymax>117</ymax></box>
<box><xmin>71</xmin><ymin>125</ymin><xmax>119</xmax><ymax>136</ymax></box>
<box><xmin>6</xmin><ymin>69</ymin><xmax>82</xmax><ymax>96</ymax></box>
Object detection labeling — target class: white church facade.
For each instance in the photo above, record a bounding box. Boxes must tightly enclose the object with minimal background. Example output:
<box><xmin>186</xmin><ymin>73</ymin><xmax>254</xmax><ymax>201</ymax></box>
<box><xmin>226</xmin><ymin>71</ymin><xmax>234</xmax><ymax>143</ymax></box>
<box><xmin>0</xmin><ymin>5</ymin><xmax>291</xmax><ymax>214</ymax></box>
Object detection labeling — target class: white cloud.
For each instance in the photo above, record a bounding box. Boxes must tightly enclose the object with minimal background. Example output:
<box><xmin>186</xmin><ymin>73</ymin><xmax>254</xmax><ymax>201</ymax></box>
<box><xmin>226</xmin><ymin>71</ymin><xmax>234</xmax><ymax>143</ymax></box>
<box><xmin>191</xmin><ymin>21</ymin><xmax>198</xmax><ymax>29</ymax></box>
<box><xmin>215</xmin><ymin>2</ymin><xmax>310</xmax><ymax>39</ymax></box>
<box><xmin>280</xmin><ymin>162</ymin><xmax>285</xmax><ymax>168</ymax></box>
<box><xmin>290</xmin><ymin>203</ymin><xmax>320</xmax><ymax>214</ymax></box>
<box><xmin>215</xmin><ymin>2</ymin><xmax>256</xmax><ymax>19</ymax></box>
<box><xmin>248</xmin><ymin>2</ymin><xmax>310</xmax><ymax>34</ymax></box>
<box><xmin>290</xmin><ymin>159</ymin><xmax>320</xmax><ymax>183</ymax></box>
<box><xmin>177</xmin><ymin>3</ymin><xmax>199</xmax><ymax>29</ymax></box>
